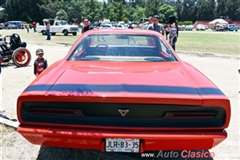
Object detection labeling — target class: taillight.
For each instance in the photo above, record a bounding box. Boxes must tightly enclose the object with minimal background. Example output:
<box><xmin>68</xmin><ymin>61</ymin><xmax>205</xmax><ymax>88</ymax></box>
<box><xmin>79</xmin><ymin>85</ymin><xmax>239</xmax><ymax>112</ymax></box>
<box><xmin>31</xmin><ymin>108</ymin><xmax>84</xmax><ymax>116</ymax></box>
<box><xmin>163</xmin><ymin>112</ymin><xmax>216</xmax><ymax>119</ymax></box>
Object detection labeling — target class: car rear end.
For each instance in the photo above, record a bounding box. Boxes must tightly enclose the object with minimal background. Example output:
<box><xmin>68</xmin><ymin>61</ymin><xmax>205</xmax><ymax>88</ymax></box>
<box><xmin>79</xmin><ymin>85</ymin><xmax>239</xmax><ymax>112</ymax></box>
<box><xmin>17</xmin><ymin>62</ymin><xmax>230</xmax><ymax>153</ymax></box>
<box><xmin>17</xmin><ymin>30</ymin><xmax>230</xmax><ymax>153</ymax></box>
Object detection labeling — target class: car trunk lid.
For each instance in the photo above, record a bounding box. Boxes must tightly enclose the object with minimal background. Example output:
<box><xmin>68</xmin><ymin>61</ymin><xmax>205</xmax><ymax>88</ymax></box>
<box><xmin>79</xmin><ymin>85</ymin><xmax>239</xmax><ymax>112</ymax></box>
<box><xmin>46</xmin><ymin>62</ymin><xmax>207</xmax><ymax>105</ymax></box>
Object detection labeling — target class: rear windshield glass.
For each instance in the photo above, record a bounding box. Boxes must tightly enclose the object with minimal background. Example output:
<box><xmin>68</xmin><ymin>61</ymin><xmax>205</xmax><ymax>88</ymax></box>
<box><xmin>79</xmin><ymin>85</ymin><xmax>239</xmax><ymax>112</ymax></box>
<box><xmin>68</xmin><ymin>34</ymin><xmax>177</xmax><ymax>62</ymax></box>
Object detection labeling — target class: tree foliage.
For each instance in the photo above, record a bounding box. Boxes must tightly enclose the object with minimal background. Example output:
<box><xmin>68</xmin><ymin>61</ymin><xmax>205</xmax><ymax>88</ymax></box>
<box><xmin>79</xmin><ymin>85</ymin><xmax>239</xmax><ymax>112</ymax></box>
<box><xmin>0</xmin><ymin>0</ymin><xmax>239</xmax><ymax>24</ymax></box>
<box><xmin>56</xmin><ymin>9</ymin><xmax>68</xmax><ymax>21</ymax></box>
<box><xmin>158</xmin><ymin>4</ymin><xmax>176</xmax><ymax>23</ymax></box>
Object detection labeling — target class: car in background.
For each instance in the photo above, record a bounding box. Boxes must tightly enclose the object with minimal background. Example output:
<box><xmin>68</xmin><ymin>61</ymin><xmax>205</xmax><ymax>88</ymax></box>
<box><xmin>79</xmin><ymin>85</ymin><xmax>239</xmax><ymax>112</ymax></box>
<box><xmin>17</xmin><ymin>29</ymin><xmax>231</xmax><ymax>153</ymax></box>
<box><xmin>132</xmin><ymin>23</ymin><xmax>138</xmax><ymax>28</ymax></box>
<box><xmin>184</xmin><ymin>25</ymin><xmax>194</xmax><ymax>31</ymax></box>
<box><xmin>177</xmin><ymin>25</ymin><xmax>185</xmax><ymax>31</ymax></box>
<box><xmin>0</xmin><ymin>23</ymin><xmax>4</xmax><ymax>29</ymax></box>
<box><xmin>8</xmin><ymin>21</ymin><xmax>24</xmax><ymax>29</ymax></box>
<box><xmin>213</xmin><ymin>24</ymin><xmax>226</xmax><ymax>31</ymax></box>
<box><xmin>6</xmin><ymin>22</ymin><xmax>18</xmax><ymax>29</ymax></box>
<box><xmin>141</xmin><ymin>21</ymin><xmax>149</xmax><ymax>29</ymax></box>
<box><xmin>205</xmin><ymin>25</ymin><xmax>209</xmax><ymax>30</ymax></box>
<box><xmin>99</xmin><ymin>23</ymin><xmax>112</xmax><ymax>29</ymax></box>
<box><xmin>93</xmin><ymin>22</ymin><xmax>100</xmax><ymax>28</ymax></box>
<box><xmin>112</xmin><ymin>24</ymin><xmax>126</xmax><ymax>28</ymax></box>
<box><xmin>227</xmin><ymin>24</ymin><xmax>239</xmax><ymax>31</ymax></box>
<box><xmin>118</xmin><ymin>21</ymin><xmax>125</xmax><ymax>25</ymax></box>
<box><xmin>36</xmin><ymin>19</ymin><xmax>79</xmax><ymax>36</ymax></box>
<box><xmin>196</xmin><ymin>24</ymin><xmax>206</xmax><ymax>31</ymax></box>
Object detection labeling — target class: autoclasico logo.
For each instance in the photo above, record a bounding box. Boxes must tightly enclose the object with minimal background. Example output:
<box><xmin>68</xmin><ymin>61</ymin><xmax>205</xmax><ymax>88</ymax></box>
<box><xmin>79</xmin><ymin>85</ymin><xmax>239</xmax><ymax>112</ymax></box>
<box><xmin>141</xmin><ymin>150</ymin><xmax>215</xmax><ymax>159</ymax></box>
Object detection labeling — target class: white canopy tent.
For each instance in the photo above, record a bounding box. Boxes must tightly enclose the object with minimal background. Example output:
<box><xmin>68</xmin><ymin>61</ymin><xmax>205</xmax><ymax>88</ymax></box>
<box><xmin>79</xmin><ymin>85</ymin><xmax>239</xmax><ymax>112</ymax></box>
<box><xmin>209</xmin><ymin>18</ymin><xmax>228</xmax><ymax>25</ymax></box>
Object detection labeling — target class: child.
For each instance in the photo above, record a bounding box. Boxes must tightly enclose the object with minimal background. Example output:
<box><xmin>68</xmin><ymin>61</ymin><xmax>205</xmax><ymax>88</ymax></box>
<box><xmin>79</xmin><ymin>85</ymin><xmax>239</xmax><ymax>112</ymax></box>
<box><xmin>34</xmin><ymin>48</ymin><xmax>48</xmax><ymax>77</ymax></box>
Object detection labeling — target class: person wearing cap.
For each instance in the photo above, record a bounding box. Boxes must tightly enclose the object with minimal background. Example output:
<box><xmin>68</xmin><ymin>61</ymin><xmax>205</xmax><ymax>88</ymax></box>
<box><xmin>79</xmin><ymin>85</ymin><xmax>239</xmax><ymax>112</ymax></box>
<box><xmin>34</xmin><ymin>48</ymin><xmax>48</xmax><ymax>77</ymax></box>
<box><xmin>147</xmin><ymin>15</ymin><xmax>165</xmax><ymax>36</ymax></box>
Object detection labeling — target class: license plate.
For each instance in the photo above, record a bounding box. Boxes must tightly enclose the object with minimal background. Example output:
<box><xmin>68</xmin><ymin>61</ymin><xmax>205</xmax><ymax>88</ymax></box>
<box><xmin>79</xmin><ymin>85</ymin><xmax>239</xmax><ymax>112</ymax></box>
<box><xmin>105</xmin><ymin>138</ymin><xmax>140</xmax><ymax>153</ymax></box>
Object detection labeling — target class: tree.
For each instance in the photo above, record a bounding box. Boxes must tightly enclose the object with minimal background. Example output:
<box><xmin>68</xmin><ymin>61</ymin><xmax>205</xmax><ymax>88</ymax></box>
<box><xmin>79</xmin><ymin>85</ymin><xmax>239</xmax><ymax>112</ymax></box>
<box><xmin>195</xmin><ymin>0</ymin><xmax>215</xmax><ymax>20</ymax></box>
<box><xmin>106</xmin><ymin>2</ymin><xmax>126</xmax><ymax>22</ymax></box>
<box><xmin>5</xmin><ymin>0</ymin><xmax>43</xmax><ymax>22</ymax></box>
<box><xmin>235</xmin><ymin>7</ymin><xmax>240</xmax><ymax>20</ymax></box>
<box><xmin>1</xmin><ymin>0</ymin><xmax>240</xmax><ymax>25</ymax></box>
<box><xmin>145</xmin><ymin>0</ymin><xmax>163</xmax><ymax>17</ymax></box>
<box><xmin>224</xmin><ymin>0</ymin><xmax>240</xmax><ymax>21</ymax></box>
<box><xmin>66</xmin><ymin>0</ymin><xmax>84</xmax><ymax>23</ymax></box>
<box><xmin>102</xmin><ymin>1</ymin><xmax>108</xmax><ymax>20</ymax></box>
<box><xmin>174</xmin><ymin>0</ymin><xmax>183</xmax><ymax>21</ymax></box>
<box><xmin>56</xmin><ymin>9</ymin><xmax>68</xmax><ymax>21</ymax></box>
<box><xmin>108</xmin><ymin>0</ymin><xmax>126</xmax><ymax>3</ymax></box>
<box><xmin>132</xmin><ymin>6</ymin><xmax>146</xmax><ymax>23</ymax></box>
<box><xmin>181</xmin><ymin>0</ymin><xmax>197</xmax><ymax>22</ymax></box>
<box><xmin>36</xmin><ymin>0</ymin><xmax>62</xmax><ymax>22</ymax></box>
<box><xmin>134</xmin><ymin>0</ymin><xmax>146</xmax><ymax>8</ymax></box>
<box><xmin>81</xmin><ymin>0</ymin><xmax>103</xmax><ymax>22</ymax></box>
<box><xmin>158</xmin><ymin>4</ymin><xmax>176</xmax><ymax>23</ymax></box>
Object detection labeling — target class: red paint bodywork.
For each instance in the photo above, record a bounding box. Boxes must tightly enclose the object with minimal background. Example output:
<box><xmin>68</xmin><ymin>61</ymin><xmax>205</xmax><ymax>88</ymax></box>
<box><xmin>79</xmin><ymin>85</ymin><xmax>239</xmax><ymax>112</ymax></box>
<box><xmin>17</xmin><ymin>29</ymin><xmax>231</xmax><ymax>152</ymax></box>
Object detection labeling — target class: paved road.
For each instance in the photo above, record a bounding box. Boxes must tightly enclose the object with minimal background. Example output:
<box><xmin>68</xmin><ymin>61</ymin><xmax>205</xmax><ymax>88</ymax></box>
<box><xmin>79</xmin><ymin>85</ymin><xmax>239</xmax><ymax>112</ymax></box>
<box><xmin>1</xmin><ymin>43</ymin><xmax>239</xmax><ymax>160</ymax></box>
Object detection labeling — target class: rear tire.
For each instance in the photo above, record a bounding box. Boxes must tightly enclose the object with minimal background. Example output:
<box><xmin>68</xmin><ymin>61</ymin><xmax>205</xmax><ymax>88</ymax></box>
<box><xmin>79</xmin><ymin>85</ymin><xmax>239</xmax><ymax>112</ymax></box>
<box><xmin>12</xmin><ymin>48</ymin><xmax>31</xmax><ymax>67</ymax></box>
<box><xmin>63</xmin><ymin>30</ymin><xmax>68</xmax><ymax>36</ymax></box>
<box><xmin>72</xmin><ymin>32</ymin><xmax>77</xmax><ymax>36</ymax></box>
<box><xmin>42</xmin><ymin>30</ymin><xmax>46</xmax><ymax>35</ymax></box>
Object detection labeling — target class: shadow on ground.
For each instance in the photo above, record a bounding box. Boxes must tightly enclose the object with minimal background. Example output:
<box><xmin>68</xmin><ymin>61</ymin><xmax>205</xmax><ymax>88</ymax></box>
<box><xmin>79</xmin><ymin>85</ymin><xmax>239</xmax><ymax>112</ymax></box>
<box><xmin>37</xmin><ymin>146</ymin><xmax>214</xmax><ymax>160</ymax></box>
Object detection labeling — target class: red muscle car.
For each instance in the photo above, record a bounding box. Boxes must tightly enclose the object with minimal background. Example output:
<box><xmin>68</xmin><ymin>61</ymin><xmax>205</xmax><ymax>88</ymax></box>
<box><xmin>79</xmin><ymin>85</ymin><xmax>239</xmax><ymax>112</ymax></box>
<box><xmin>17</xmin><ymin>29</ymin><xmax>230</xmax><ymax>153</ymax></box>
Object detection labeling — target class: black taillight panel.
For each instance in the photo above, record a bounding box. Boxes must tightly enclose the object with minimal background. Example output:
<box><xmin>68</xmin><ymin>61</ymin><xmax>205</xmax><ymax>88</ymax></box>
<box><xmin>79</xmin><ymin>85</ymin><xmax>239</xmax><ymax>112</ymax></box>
<box><xmin>20</xmin><ymin>102</ymin><xmax>226</xmax><ymax>128</ymax></box>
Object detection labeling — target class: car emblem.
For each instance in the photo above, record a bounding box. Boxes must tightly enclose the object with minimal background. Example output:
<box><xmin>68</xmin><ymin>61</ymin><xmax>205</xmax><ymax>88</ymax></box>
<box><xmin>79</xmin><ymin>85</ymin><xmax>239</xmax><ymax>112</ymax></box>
<box><xmin>118</xmin><ymin>109</ymin><xmax>129</xmax><ymax>117</ymax></box>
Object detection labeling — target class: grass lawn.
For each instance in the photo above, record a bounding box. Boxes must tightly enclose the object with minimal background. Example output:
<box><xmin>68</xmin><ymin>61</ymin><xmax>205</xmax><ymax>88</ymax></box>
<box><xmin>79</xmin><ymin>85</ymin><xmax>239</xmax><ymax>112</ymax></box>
<box><xmin>2</xmin><ymin>28</ymin><xmax>240</xmax><ymax>55</ymax></box>
<box><xmin>2</xmin><ymin>29</ymin><xmax>80</xmax><ymax>46</ymax></box>
<box><xmin>177</xmin><ymin>30</ymin><xmax>240</xmax><ymax>55</ymax></box>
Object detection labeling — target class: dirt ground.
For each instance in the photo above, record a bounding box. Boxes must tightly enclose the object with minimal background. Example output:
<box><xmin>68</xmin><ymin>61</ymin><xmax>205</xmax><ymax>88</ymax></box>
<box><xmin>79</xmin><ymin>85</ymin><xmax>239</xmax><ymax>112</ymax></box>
<box><xmin>0</xmin><ymin>42</ymin><xmax>239</xmax><ymax>160</ymax></box>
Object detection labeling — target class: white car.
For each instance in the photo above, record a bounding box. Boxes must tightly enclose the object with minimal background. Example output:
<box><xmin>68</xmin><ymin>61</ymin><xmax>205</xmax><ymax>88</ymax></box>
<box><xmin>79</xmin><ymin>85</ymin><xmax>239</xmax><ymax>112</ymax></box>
<box><xmin>112</xmin><ymin>24</ymin><xmax>125</xmax><ymax>28</ymax></box>
<box><xmin>99</xmin><ymin>24</ymin><xmax>112</xmax><ymax>29</ymax></box>
<box><xmin>196</xmin><ymin>24</ymin><xmax>206</xmax><ymax>31</ymax></box>
<box><xmin>185</xmin><ymin>25</ymin><xmax>194</xmax><ymax>31</ymax></box>
<box><xmin>36</xmin><ymin>19</ymin><xmax>79</xmax><ymax>36</ymax></box>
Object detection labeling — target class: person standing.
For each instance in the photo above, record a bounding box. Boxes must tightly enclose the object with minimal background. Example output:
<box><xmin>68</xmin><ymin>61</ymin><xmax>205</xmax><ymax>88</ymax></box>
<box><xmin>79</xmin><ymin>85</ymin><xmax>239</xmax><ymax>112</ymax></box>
<box><xmin>147</xmin><ymin>15</ymin><xmax>165</xmax><ymax>36</ymax></box>
<box><xmin>45</xmin><ymin>20</ymin><xmax>51</xmax><ymax>40</ymax></box>
<box><xmin>32</xmin><ymin>21</ymin><xmax>36</xmax><ymax>32</ymax></box>
<box><xmin>0</xmin><ymin>55</ymin><xmax>3</xmax><ymax>113</ymax></box>
<box><xmin>0</xmin><ymin>55</ymin><xmax>3</xmax><ymax>74</ymax></box>
<box><xmin>168</xmin><ymin>23</ymin><xmax>177</xmax><ymax>51</ymax></box>
<box><xmin>164</xmin><ymin>24</ymin><xmax>170</xmax><ymax>40</ymax></box>
<box><xmin>128</xmin><ymin>22</ymin><xmax>134</xmax><ymax>29</ymax></box>
<box><xmin>81</xmin><ymin>17</ymin><xmax>93</xmax><ymax>34</ymax></box>
<box><xmin>34</xmin><ymin>48</ymin><xmax>48</xmax><ymax>77</ymax></box>
<box><xmin>26</xmin><ymin>24</ymin><xmax>29</xmax><ymax>33</ymax></box>
<box><xmin>148</xmin><ymin>16</ymin><xmax>153</xmax><ymax>25</ymax></box>
<box><xmin>0</xmin><ymin>28</ymin><xmax>2</xmax><ymax>40</ymax></box>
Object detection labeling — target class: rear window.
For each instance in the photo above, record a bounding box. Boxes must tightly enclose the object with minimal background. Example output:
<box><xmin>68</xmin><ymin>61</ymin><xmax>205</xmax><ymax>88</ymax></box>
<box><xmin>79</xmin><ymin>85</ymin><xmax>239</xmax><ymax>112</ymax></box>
<box><xmin>68</xmin><ymin>34</ymin><xmax>177</xmax><ymax>62</ymax></box>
